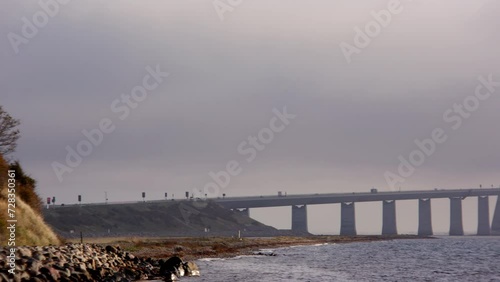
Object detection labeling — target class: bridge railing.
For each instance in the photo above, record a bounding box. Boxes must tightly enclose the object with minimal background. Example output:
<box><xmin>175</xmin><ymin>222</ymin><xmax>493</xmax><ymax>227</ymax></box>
<box><xmin>47</xmin><ymin>187</ymin><xmax>500</xmax><ymax>207</ymax></box>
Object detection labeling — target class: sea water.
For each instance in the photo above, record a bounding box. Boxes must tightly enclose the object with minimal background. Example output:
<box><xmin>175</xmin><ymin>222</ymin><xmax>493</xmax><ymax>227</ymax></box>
<box><xmin>194</xmin><ymin>237</ymin><xmax>500</xmax><ymax>281</ymax></box>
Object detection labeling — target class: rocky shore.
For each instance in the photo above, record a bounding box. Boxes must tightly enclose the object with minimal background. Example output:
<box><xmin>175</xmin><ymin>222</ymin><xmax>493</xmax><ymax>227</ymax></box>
<box><xmin>0</xmin><ymin>235</ymin><xmax>430</xmax><ymax>281</ymax></box>
<box><xmin>0</xmin><ymin>244</ymin><xmax>199</xmax><ymax>282</ymax></box>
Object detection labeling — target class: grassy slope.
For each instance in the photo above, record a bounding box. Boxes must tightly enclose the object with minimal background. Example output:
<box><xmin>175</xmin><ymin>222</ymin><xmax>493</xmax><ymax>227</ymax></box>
<box><xmin>43</xmin><ymin>200</ymin><xmax>278</xmax><ymax>237</ymax></box>
<box><xmin>0</xmin><ymin>191</ymin><xmax>60</xmax><ymax>246</ymax></box>
<box><xmin>0</xmin><ymin>155</ymin><xmax>60</xmax><ymax>246</ymax></box>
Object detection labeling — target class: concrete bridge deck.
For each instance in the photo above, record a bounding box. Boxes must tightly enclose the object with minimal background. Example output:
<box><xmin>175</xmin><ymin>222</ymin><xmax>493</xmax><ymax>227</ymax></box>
<box><xmin>215</xmin><ymin>188</ymin><xmax>500</xmax><ymax>209</ymax></box>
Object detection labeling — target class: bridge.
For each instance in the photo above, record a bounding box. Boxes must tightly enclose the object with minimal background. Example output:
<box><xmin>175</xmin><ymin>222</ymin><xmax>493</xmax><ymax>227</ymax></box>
<box><xmin>215</xmin><ymin>188</ymin><xmax>500</xmax><ymax>236</ymax></box>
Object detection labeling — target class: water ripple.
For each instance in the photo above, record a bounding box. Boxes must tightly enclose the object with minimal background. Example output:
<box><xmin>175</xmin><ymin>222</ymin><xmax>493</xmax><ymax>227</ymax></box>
<box><xmin>196</xmin><ymin>237</ymin><xmax>500</xmax><ymax>282</ymax></box>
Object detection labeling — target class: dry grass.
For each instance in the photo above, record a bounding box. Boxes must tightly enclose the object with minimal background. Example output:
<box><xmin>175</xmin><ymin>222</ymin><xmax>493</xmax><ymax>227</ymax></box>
<box><xmin>0</xmin><ymin>188</ymin><xmax>60</xmax><ymax>246</ymax></box>
<box><xmin>0</xmin><ymin>155</ymin><xmax>61</xmax><ymax>246</ymax></box>
<box><xmin>0</xmin><ymin>154</ymin><xmax>60</xmax><ymax>246</ymax></box>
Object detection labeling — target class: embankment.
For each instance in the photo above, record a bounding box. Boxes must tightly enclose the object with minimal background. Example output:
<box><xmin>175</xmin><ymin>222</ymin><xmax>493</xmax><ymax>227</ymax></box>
<box><xmin>43</xmin><ymin>200</ymin><xmax>293</xmax><ymax>238</ymax></box>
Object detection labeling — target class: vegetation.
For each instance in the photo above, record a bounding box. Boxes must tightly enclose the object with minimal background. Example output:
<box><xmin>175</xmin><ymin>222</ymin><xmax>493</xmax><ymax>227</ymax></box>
<box><xmin>9</xmin><ymin>161</ymin><xmax>42</xmax><ymax>214</ymax></box>
<box><xmin>0</xmin><ymin>104</ymin><xmax>59</xmax><ymax>246</ymax></box>
<box><xmin>0</xmin><ymin>105</ymin><xmax>20</xmax><ymax>155</ymax></box>
<box><xmin>0</xmin><ymin>154</ymin><xmax>61</xmax><ymax>246</ymax></box>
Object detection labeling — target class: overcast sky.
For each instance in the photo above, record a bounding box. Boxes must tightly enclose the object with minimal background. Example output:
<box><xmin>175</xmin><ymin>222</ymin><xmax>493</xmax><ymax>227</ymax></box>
<box><xmin>1</xmin><ymin>0</ymin><xmax>500</xmax><ymax>234</ymax></box>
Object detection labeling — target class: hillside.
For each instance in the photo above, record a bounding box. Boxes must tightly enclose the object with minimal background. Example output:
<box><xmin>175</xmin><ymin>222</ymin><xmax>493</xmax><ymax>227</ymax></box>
<box><xmin>0</xmin><ymin>155</ymin><xmax>60</xmax><ymax>246</ymax></box>
<box><xmin>43</xmin><ymin>200</ymin><xmax>284</xmax><ymax>238</ymax></box>
<box><xmin>0</xmin><ymin>193</ymin><xmax>60</xmax><ymax>246</ymax></box>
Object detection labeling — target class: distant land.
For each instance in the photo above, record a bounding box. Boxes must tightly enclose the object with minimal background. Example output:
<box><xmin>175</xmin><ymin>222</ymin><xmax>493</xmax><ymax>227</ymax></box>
<box><xmin>43</xmin><ymin>200</ymin><xmax>305</xmax><ymax>238</ymax></box>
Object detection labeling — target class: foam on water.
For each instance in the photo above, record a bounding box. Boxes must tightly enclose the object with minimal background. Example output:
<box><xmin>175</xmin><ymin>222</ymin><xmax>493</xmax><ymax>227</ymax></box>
<box><xmin>197</xmin><ymin>257</ymin><xmax>225</xmax><ymax>262</ymax></box>
<box><xmin>196</xmin><ymin>237</ymin><xmax>500</xmax><ymax>281</ymax></box>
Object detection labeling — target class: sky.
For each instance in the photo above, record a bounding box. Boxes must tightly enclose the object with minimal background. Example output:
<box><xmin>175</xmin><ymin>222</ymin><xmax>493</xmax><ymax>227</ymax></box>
<box><xmin>1</xmin><ymin>0</ymin><xmax>500</xmax><ymax>234</ymax></box>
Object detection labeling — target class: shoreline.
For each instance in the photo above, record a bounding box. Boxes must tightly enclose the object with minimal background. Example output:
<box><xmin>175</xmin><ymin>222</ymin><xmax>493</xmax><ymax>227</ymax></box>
<box><xmin>2</xmin><ymin>235</ymin><xmax>435</xmax><ymax>281</ymax></box>
<box><xmin>73</xmin><ymin>235</ymin><xmax>434</xmax><ymax>261</ymax></box>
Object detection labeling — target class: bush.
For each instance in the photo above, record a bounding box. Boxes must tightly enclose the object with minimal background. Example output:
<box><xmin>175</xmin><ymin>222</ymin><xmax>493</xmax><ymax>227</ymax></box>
<box><xmin>8</xmin><ymin>160</ymin><xmax>42</xmax><ymax>214</ymax></box>
<box><xmin>0</xmin><ymin>154</ymin><xmax>60</xmax><ymax>246</ymax></box>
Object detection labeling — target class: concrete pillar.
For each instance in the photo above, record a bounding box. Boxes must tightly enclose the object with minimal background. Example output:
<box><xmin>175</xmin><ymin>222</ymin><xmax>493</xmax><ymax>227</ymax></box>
<box><xmin>418</xmin><ymin>199</ymin><xmax>433</xmax><ymax>236</ymax></box>
<box><xmin>382</xmin><ymin>200</ymin><xmax>397</xmax><ymax>235</ymax></box>
<box><xmin>477</xmin><ymin>196</ymin><xmax>490</xmax><ymax>235</ymax></box>
<box><xmin>449</xmin><ymin>197</ymin><xmax>464</xmax><ymax>236</ymax></box>
<box><xmin>492</xmin><ymin>196</ymin><xmax>500</xmax><ymax>234</ymax></box>
<box><xmin>340</xmin><ymin>202</ymin><xmax>356</xmax><ymax>236</ymax></box>
<box><xmin>235</xmin><ymin>208</ymin><xmax>250</xmax><ymax>217</ymax></box>
<box><xmin>291</xmin><ymin>205</ymin><xmax>308</xmax><ymax>233</ymax></box>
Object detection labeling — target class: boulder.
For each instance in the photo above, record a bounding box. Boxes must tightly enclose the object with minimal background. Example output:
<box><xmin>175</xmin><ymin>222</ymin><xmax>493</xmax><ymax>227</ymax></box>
<box><xmin>160</xmin><ymin>256</ymin><xmax>184</xmax><ymax>278</ymax></box>
<box><xmin>40</xmin><ymin>266</ymin><xmax>61</xmax><ymax>281</ymax></box>
<box><xmin>105</xmin><ymin>245</ymin><xmax>118</xmax><ymax>254</ymax></box>
<box><xmin>0</xmin><ymin>244</ymin><xmax>201</xmax><ymax>282</ymax></box>
<box><xmin>183</xmin><ymin>261</ymin><xmax>200</xmax><ymax>277</ymax></box>
<box><xmin>17</xmin><ymin>248</ymin><xmax>32</xmax><ymax>258</ymax></box>
<box><xmin>164</xmin><ymin>272</ymin><xmax>179</xmax><ymax>282</ymax></box>
<box><xmin>26</xmin><ymin>258</ymin><xmax>42</xmax><ymax>276</ymax></box>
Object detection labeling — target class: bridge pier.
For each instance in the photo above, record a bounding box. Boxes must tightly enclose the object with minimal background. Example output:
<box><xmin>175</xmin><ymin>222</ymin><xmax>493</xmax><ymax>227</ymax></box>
<box><xmin>234</xmin><ymin>208</ymin><xmax>250</xmax><ymax>217</ymax></box>
<box><xmin>449</xmin><ymin>197</ymin><xmax>464</xmax><ymax>236</ymax></box>
<box><xmin>291</xmin><ymin>205</ymin><xmax>308</xmax><ymax>233</ymax></box>
<box><xmin>477</xmin><ymin>196</ymin><xmax>490</xmax><ymax>235</ymax></box>
<box><xmin>418</xmin><ymin>199</ymin><xmax>433</xmax><ymax>236</ymax></box>
<box><xmin>492</xmin><ymin>196</ymin><xmax>500</xmax><ymax>234</ymax></box>
<box><xmin>340</xmin><ymin>202</ymin><xmax>356</xmax><ymax>236</ymax></box>
<box><xmin>382</xmin><ymin>200</ymin><xmax>397</xmax><ymax>235</ymax></box>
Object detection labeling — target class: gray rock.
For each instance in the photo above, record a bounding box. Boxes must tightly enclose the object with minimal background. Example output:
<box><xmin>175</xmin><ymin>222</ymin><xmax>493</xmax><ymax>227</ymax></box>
<box><xmin>105</xmin><ymin>245</ymin><xmax>118</xmax><ymax>253</ymax></box>
<box><xmin>32</xmin><ymin>252</ymin><xmax>46</xmax><ymax>261</ymax></box>
<box><xmin>164</xmin><ymin>272</ymin><xmax>179</xmax><ymax>282</ymax></box>
<box><xmin>58</xmin><ymin>267</ymin><xmax>71</xmax><ymax>278</ymax></box>
<box><xmin>0</xmin><ymin>244</ymin><xmax>201</xmax><ymax>282</ymax></box>
<box><xmin>26</xmin><ymin>258</ymin><xmax>42</xmax><ymax>276</ymax></box>
<box><xmin>17</xmin><ymin>248</ymin><xmax>32</xmax><ymax>258</ymax></box>
<box><xmin>160</xmin><ymin>256</ymin><xmax>184</xmax><ymax>278</ymax></box>
<box><xmin>183</xmin><ymin>261</ymin><xmax>200</xmax><ymax>276</ymax></box>
<box><xmin>40</xmin><ymin>266</ymin><xmax>61</xmax><ymax>281</ymax></box>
